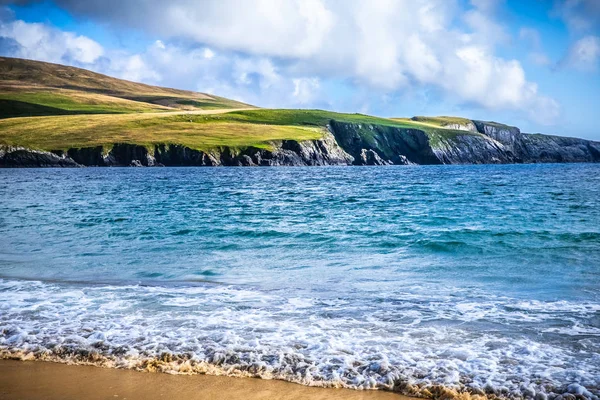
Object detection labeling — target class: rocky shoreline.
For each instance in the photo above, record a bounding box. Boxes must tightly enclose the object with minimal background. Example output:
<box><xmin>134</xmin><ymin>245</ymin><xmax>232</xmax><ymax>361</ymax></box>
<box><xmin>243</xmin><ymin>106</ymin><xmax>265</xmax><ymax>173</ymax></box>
<box><xmin>1</xmin><ymin>120</ymin><xmax>599</xmax><ymax>167</ymax></box>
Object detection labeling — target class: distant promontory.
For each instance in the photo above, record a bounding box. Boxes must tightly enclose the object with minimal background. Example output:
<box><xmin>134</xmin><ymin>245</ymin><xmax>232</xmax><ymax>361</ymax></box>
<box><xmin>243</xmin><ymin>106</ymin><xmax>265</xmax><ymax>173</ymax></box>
<box><xmin>1</xmin><ymin>57</ymin><xmax>598</xmax><ymax>167</ymax></box>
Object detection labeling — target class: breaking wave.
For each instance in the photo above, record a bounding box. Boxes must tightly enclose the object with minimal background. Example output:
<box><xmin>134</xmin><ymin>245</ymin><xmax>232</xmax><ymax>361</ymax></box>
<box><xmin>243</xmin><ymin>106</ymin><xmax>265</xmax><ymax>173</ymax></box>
<box><xmin>1</xmin><ymin>278</ymin><xmax>599</xmax><ymax>399</ymax></box>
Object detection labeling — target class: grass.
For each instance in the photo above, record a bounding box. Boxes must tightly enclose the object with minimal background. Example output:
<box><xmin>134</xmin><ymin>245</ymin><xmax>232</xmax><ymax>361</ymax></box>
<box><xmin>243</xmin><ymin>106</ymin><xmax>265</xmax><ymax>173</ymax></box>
<box><xmin>0</xmin><ymin>111</ymin><xmax>324</xmax><ymax>151</ymax></box>
<box><xmin>175</xmin><ymin>100</ymin><xmax>241</xmax><ymax>110</ymax></box>
<box><xmin>206</xmin><ymin>109</ymin><xmax>437</xmax><ymax>128</ymax></box>
<box><xmin>0</xmin><ymin>57</ymin><xmax>253</xmax><ymax>118</ymax></box>
<box><xmin>0</xmin><ymin>88</ymin><xmax>251</xmax><ymax>118</ymax></box>
<box><xmin>425</xmin><ymin>129</ymin><xmax>480</xmax><ymax>147</ymax></box>
<box><xmin>391</xmin><ymin>116</ymin><xmax>474</xmax><ymax>128</ymax></box>
<box><xmin>410</xmin><ymin>116</ymin><xmax>474</xmax><ymax>126</ymax></box>
<box><xmin>0</xmin><ymin>90</ymin><xmax>169</xmax><ymax>117</ymax></box>
<box><xmin>0</xmin><ymin>108</ymin><xmax>484</xmax><ymax>151</ymax></box>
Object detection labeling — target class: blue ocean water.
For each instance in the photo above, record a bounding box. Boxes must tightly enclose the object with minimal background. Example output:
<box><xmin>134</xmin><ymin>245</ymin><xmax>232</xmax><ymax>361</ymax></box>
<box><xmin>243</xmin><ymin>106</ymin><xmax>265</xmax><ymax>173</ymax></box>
<box><xmin>1</xmin><ymin>164</ymin><xmax>599</xmax><ymax>398</ymax></box>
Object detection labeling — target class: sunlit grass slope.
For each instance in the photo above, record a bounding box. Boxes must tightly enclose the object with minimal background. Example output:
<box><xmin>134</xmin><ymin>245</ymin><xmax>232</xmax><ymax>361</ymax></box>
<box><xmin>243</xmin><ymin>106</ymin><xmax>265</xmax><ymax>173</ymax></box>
<box><xmin>0</xmin><ymin>57</ymin><xmax>252</xmax><ymax>117</ymax></box>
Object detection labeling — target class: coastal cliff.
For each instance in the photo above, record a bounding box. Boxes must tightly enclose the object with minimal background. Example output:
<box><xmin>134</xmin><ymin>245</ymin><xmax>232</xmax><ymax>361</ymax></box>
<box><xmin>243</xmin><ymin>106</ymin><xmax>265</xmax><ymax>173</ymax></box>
<box><xmin>1</xmin><ymin>58</ymin><xmax>598</xmax><ymax>168</ymax></box>
<box><xmin>325</xmin><ymin>119</ymin><xmax>599</xmax><ymax>166</ymax></box>
<box><xmin>2</xmin><ymin>119</ymin><xmax>599</xmax><ymax>167</ymax></box>
<box><xmin>0</xmin><ymin>130</ymin><xmax>354</xmax><ymax>167</ymax></box>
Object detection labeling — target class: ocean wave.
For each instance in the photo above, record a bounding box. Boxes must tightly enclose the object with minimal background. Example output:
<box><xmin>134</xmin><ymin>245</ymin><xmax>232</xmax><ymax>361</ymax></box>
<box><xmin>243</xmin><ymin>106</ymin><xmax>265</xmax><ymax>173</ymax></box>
<box><xmin>1</xmin><ymin>279</ymin><xmax>599</xmax><ymax>399</ymax></box>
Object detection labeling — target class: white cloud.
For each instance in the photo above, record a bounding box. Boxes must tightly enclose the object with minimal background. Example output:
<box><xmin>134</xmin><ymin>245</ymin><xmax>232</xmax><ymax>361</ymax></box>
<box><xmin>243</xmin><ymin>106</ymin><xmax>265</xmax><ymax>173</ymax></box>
<box><xmin>111</xmin><ymin>53</ymin><xmax>161</xmax><ymax>83</ymax></box>
<box><xmin>292</xmin><ymin>77</ymin><xmax>320</xmax><ymax>104</ymax></box>
<box><xmin>464</xmin><ymin>0</ymin><xmax>510</xmax><ymax>46</ymax></box>
<box><xmin>562</xmin><ymin>35</ymin><xmax>600</xmax><ymax>71</ymax></box>
<box><xmin>0</xmin><ymin>19</ymin><xmax>104</xmax><ymax>64</ymax></box>
<box><xmin>64</xmin><ymin>34</ymin><xmax>104</xmax><ymax>63</ymax></box>
<box><xmin>72</xmin><ymin>0</ymin><xmax>336</xmax><ymax>59</ymax></box>
<box><xmin>233</xmin><ymin>58</ymin><xmax>281</xmax><ymax>90</ymax></box>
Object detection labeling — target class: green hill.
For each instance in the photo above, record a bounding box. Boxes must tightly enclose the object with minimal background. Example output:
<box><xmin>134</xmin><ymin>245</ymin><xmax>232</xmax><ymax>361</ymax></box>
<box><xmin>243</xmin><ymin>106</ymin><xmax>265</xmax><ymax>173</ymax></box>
<box><xmin>0</xmin><ymin>57</ymin><xmax>475</xmax><ymax>152</ymax></box>
<box><xmin>0</xmin><ymin>57</ymin><xmax>252</xmax><ymax>118</ymax></box>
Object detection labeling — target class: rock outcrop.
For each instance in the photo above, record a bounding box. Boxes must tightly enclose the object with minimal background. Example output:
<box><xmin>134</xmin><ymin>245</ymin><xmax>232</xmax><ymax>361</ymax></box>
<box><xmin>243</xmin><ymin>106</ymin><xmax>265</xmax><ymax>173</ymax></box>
<box><xmin>471</xmin><ymin>120</ymin><xmax>600</xmax><ymax>163</ymax></box>
<box><xmin>358</xmin><ymin>149</ymin><xmax>392</xmax><ymax>165</ymax></box>
<box><xmin>154</xmin><ymin>130</ymin><xmax>353</xmax><ymax>167</ymax></box>
<box><xmin>328</xmin><ymin>121</ymin><xmax>441</xmax><ymax>165</ymax></box>
<box><xmin>431</xmin><ymin>134</ymin><xmax>517</xmax><ymax>164</ymax></box>
<box><xmin>0</xmin><ymin>146</ymin><xmax>80</xmax><ymax>167</ymax></box>
<box><xmin>520</xmin><ymin>134</ymin><xmax>600</xmax><ymax>163</ymax></box>
<box><xmin>472</xmin><ymin>120</ymin><xmax>526</xmax><ymax>158</ymax></box>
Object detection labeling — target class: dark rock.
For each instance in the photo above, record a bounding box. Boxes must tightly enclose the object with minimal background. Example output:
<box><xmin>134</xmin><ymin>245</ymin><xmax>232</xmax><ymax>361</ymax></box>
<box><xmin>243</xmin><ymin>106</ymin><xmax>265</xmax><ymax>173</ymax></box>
<box><xmin>473</xmin><ymin>120</ymin><xmax>524</xmax><ymax>155</ymax></box>
<box><xmin>397</xmin><ymin>155</ymin><xmax>416</xmax><ymax>165</ymax></box>
<box><xmin>358</xmin><ymin>149</ymin><xmax>391</xmax><ymax>165</ymax></box>
<box><xmin>328</xmin><ymin>120</ymin><xmax>440</xmax><ymax>165</ymax></box>
<box><xmin>107</xmin><ymin>143</ymin><xmax>150</xmax><ymax>166</ymax></box>
<box><xmin>0</xmin><ymin>146</ymin><xmax>80</xmax><ymax>167</ymax></box>
<box><xmin>66</xmin><ymin>146</ymin><xmax>105</xmax><ymax>166</ymax></box>
<box><xmin>431</xmin><ymin>133</ymin><xmax>517</xmax><ymax>164</ymax></box>
<box><xmin>154</xmin><ymin>144</ymin><xmax>218</xmax><ymax>166</ymax></box>
<box><xmin>519</xmin><ymin>134</ymin><xmax>600</xmax><ymax>163</ymax></box>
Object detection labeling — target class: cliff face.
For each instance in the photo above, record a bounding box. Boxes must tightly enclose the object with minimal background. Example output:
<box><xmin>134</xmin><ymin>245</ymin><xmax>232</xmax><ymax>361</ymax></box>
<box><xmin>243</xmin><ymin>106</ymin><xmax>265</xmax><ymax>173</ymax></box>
<box><xmin>471</xmin><ymin>120</ymin><xmax>600</xmax><ymax>163</ymax></box>
<box><xmin>328</xmin><ymin>121</ymin><xmax>441</xmax><ymax>165</ymax></box>
<box><xmin>430</xmin><ymin>134</ymin><xmax>517</xmax><ymax>164</ymax></box>
<box><xmin>473</xmin><ymin>121</ymin><xmax>522</xmax><ymax>149</ymax></box>
<box><xmin>519</xmin><ymin>134</ymin><xmax>600</xmax><ymax>163</ymax></box>
<box><xmin>154</xmin><ymin>130</ymin><xmax>353</xmax><ymax>167</ymax></box>
<box><xmin>1</xmin><ymin>120</ymin><xmax>599</xmax><ymax>167</ymax></box>
<box><xmin>439</xmin><ymin>122</ymin><xmax>477</xmax><ymax>132</ymax></box>
<box><xmin>324</xmin><ymin>120</ymin><xmax>598</xmax><ymax>166</ymax></box>
<box><xmin>0</xmin><ymin>131</ymin><xmax>353</xmax><ymax>168</ymax></box>
<box><xmin>0</xmin><ymin>146</ymin><xmax>80</xmax><ymax>167</ymax></box>
<box><xmin>328</xmin><ymin>120</ymin><xmax>519</xmax><ymax>165</ymax></box>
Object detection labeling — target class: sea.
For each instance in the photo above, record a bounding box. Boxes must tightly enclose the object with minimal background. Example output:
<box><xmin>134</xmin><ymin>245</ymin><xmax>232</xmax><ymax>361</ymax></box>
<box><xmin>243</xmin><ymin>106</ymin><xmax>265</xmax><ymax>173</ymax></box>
<box><xmin>1</xmin><ymin>164</ymin><xmax>599</xmax><ymax>399</ymax></box>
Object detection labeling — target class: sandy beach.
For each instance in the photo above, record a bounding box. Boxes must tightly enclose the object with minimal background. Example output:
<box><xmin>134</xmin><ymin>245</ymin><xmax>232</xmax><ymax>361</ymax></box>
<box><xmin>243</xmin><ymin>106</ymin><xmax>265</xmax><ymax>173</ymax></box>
<box><xmin>0</xmin><ymin>360</ymin><xmax>408</xmax><ymax>400</ymax></box>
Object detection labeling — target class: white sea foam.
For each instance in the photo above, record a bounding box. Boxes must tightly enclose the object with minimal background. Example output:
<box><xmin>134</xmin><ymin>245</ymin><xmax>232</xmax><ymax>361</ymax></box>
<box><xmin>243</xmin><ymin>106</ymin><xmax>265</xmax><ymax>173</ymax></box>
<box><xmin>1</xmin><ymin>278</ymin><xmax>599</xmax><ymax>399</ymax></box>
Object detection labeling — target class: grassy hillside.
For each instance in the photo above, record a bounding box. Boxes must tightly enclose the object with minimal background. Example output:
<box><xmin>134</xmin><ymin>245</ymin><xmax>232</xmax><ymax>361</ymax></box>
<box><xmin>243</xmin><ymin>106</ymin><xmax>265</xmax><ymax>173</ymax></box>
<box><xmin>0</xmin><ymin>57</ymin><xmax>487</xmax><ymax>152</ymax></box>
<box><xmin>0</xmin><ymin>89</ymin><xmax>171</xmax><ymax>117</ymax></box>
<box><xmin>391</xmin><ymin>116</ymin><xmax>474</xmax><ymax>128</ymax></box>
<box><xmin>0</xmin><ymin>57</ymin><xmax>252</xmax><ymax>118</ymax></box>
<box><xmin>0</xmin><ymin>109</ymin><xmax>477</xmax><ymax>151</ymax></box>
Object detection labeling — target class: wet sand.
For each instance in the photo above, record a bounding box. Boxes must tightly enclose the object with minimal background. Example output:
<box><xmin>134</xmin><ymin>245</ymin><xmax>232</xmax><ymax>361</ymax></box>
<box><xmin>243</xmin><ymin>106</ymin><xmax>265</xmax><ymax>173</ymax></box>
<box><xmin>0</xmin><ymin>359</ymin><xmax>408</xmax><ymax>400</ymax></box>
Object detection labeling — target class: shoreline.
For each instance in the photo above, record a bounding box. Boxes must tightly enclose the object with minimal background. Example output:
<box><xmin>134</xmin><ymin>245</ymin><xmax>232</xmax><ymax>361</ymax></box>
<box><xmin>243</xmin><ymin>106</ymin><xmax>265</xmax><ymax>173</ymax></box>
<box><xmin>0</xmin><ymin>359</ymin><xmax>409</xmax><ymax>400</ymax></box>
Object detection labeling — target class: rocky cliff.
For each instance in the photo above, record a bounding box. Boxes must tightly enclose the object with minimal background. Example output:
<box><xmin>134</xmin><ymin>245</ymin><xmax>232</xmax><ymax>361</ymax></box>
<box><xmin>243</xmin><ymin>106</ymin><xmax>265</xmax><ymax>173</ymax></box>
<box><xmin>0</xmin><ymin>130</ymin><xmax>354</xmax><ymax>168</ymax></box>
<box><xmin>429</xmin><ymin>133</ymin><xmax>517</xmax><ymax>164</ymax></box>
<box><xmin>520</xmin><ymin>134</ymin><xmax>600</xmax><ymax>163</ymax></box>
<box><xmin>328</xmin><ymin>121</ymin><xmax>440</xmax><ymax>165</ymax></box>
<box><xmin>471</xmin><ymin>120</ymin><xmax>600</xmax><ymax>163</ymax></box>
<box><xmin>154</xmin><ymin>130</ymin><xmax>353</xmax><ymax>167</ymax></box>
<box><xmin>0</xmin><ymin>146</ymin><xmax>80</xmax><ymax>167</ymax></box>
<box><xmin>1</xmin><ymin>119</ymin><xmax>599</xmax><ymax>167</ymax></box>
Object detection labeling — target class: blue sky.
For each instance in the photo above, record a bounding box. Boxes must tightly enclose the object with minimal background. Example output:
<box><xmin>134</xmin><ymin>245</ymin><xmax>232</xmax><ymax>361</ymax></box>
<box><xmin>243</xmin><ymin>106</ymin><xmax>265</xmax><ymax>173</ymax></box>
<box><xmin>1</xmin><ymin>0</ymin><xmax>599</xmax><ymax>139</ymax></box>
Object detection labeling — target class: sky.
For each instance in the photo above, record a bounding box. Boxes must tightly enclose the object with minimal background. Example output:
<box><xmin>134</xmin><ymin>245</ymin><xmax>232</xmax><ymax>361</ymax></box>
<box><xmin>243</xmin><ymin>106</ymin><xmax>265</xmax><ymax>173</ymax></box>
<box><xmin>0</xmin><ymin>0</ymin><xmax>599</xmax><ymax>139</ymax></box>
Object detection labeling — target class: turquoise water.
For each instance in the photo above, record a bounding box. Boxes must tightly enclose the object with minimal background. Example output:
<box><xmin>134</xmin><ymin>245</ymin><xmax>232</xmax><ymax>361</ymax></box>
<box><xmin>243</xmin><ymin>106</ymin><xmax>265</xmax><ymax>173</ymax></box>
<box><xmin>1</xmin><ymin>164</ymin><xmax>599</xmax><ymax>398</ymax></box>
